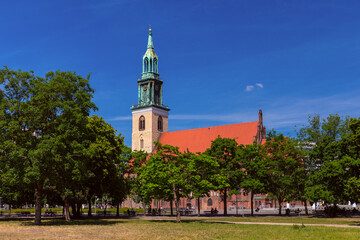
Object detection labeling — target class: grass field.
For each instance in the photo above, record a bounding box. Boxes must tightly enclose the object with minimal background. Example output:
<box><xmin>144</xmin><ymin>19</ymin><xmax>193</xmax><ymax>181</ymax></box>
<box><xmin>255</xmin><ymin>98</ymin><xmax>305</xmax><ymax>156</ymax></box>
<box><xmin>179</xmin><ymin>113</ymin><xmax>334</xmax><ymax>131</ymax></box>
<box><xmin>193</xmin><ymin>216</ymin><xmax>360</xmax><ymax>225</ymax></box>
<box><xmin>0</xmin><ymin>218</ymin><xmax>360</xmax><ymax>239</ymax></box>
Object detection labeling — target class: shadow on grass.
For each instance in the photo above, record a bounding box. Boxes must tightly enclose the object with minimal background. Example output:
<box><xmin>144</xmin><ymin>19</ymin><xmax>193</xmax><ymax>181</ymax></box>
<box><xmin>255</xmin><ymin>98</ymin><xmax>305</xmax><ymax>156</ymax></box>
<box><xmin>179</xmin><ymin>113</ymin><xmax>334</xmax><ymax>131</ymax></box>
<box><xmin>20</xmin><ymin>218</ymin><xmax>126</xmax><ymax>226</ymax></box>
<box><xmin>148</xmin><ymin>219</ymin><xmax>233</xmax><ymax>225</ymax></box>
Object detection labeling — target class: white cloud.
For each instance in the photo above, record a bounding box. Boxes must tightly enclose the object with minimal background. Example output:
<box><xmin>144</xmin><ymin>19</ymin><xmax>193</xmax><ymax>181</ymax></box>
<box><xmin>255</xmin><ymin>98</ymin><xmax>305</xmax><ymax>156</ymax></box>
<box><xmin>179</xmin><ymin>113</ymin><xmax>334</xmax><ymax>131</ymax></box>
<box><xmin>245</xmin><ymin>85</ymin><xmax>254</xmax><ymax>91</ymax></box>
<box><xmin>256</xmin><ymin>83</ymin><xmax>264</xmax><ymax>88</ymax></box>
<box><xmin>245</xmin><ymin>83</ymin><xmax>263</xmax><ymax>91</ymax></box>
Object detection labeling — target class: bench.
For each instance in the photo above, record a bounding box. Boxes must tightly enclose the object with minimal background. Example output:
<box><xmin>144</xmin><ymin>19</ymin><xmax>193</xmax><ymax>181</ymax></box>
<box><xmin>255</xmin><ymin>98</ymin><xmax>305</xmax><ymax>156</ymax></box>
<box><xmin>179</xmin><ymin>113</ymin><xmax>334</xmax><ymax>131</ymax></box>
<box><xmin>183</xmin><ymin>210</ymin><xmax>193</xmax><ymax>216</ymax></box>
<box><xmin>44</xmin><ymin>210</ymin><xmax>56</xmax><ymax>217</ymax></box>
<box><xmin>285</xmin><ymin>208</ymin><xmax>302</xmax><ymax>216</ymax></box>
<box><xmin>15</xmin><ymin>211</ymin><xmax>31</xmax><ymax>216</ymax></box>
<box><xmin>204</xmin><ymin>210</ymin><xmax>218</xmax><ymax>215</ymax></box>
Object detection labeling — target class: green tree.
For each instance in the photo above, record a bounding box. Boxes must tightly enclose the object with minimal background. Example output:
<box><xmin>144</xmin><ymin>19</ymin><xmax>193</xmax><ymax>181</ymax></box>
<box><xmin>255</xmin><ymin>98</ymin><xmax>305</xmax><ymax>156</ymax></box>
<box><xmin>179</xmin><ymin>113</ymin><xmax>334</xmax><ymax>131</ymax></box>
<box><xmin>338</xmin><ymin>118</ymin><xmax>360</xmax><ymax>204</ymax></box>
<box><xmin>263</xmin><ymin>130</ymin><xmax>303</xmax><ymax>215</ymax></box>
<box><xmin>289</xmin><ymin>165</ymin><xmax>309</xmax><ymax>214</ymax></box>
<box><xmin>205</xmin><ymin>137</ymin><xmax>243</xmax><ymax>216</ymax></box>
<box><xmin>139</xmin><ymin>143</ymin><xmax>193</xmax><ymax>223</ymax></box>
<box><xmin>109</xmin><ymin>145</ymin><xmax>131</xmax><ymax>217</ymax></box>
<box><xmin>187</xmin><ymin>153</ymin><xmax>225</xmax><ymax>217</ymax></box>
<box><xmin>129</xmin><ymin>150</ymin><xmax>152</xmax><ymax>216</ymax></box>
<box><xmin>297</xmin><ymin>114</ymin><xmax>350</xmax><ymax>168</ymax></box>
<box><xmin>0</xmin><ymin>67</ymin><xmax>96</xmax><ymax>224</ymax></box>
<box><xmin>80</xmin><ymin>115</ymin><xmax>127</xmax><ymax>218</ymax></box>
<box><xmin>297</xmin><ymin>114</ymin><xmax>351</xmax><ymax>207</ymax></box>
<box><xmin>238</xmin><ymin>142</ymin><xmax>267</xmax><ymax>216</ymax></box>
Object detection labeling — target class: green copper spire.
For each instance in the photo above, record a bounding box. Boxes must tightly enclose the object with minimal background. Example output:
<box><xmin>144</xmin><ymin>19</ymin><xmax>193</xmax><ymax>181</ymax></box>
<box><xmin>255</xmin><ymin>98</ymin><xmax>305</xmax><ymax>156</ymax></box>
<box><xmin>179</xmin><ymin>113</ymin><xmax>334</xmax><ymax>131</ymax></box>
<box><xmin>131</xmin><ymin>26</ymin><xmax>169</xmax><ymax>112</ymax></box>
<box><xmin>147</xmin><ymin>25</ymin><xmax>154</xmax><ymax>49</ymax></box>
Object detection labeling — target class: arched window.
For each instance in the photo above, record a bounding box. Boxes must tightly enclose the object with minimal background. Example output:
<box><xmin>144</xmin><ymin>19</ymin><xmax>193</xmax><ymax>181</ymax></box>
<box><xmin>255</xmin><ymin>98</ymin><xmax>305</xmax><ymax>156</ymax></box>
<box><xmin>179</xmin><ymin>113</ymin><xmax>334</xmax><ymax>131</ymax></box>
<box><xmin>139</xmin><ymin>115</ymin><xmax>145</xmax><ymax>131</ymax></box>
<box><xmin>149</xmin><ymin>58</ymin><xmax>153</xmax><ymax>72</ymax></box>
<box><xmin>154</xmin><ymin>58</ymin><xmax>158</xmax><ymax>73</ymax></box>
<box><xmin>158</xmin><ymin>116</ymin><xmax>163</xmax><ymax>131</ymax></box>
<box><xmin>140</xmin><ymin>139</ymin><xmax>144</xmax><ymax>149</ymax></box>
<box><xmin>207</xmin><ymin>198</ymin><xmax>213</xmax><ymax>206</ymax></box>
<box><xmin>144</xmin><ymin>58</ymin><xmax>149</xmax><ymax>72</ymax></box>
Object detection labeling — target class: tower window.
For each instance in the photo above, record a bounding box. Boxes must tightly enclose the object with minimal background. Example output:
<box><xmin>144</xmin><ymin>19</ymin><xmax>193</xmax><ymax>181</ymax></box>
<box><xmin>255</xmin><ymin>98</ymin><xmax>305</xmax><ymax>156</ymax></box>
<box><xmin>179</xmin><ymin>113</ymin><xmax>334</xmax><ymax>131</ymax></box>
<box><xmin>154</xmin><ymin>58</ymin><xmax>158</xmax><ymax>73</ymax></box>
<box><xmin>158</xmin><ymin>116</ymin><xmax>163</xmax><ymax>131</ymax></box>
<box><xmin>139</xmin><ymin>115</ymin><xmax>145</xmax><ymax>131</ymax></box>
<box><xmin>144</xmin><ymin>58</ymin><xmax>149</xmax><ymax>72</ymax></box>
<box><xmin>207</xmin><ymin>198</ymin><xmax>213</xmax><ymax>206</ymax></box>
<box><xmin>140</xmin><ymin>139</ymin><xmax>144</xmax><ymax>149</ymax></box>
<box><xmin>150</xmin><ymin>58</ymin><xmax>153</xmax><ymax>72</ymax></box>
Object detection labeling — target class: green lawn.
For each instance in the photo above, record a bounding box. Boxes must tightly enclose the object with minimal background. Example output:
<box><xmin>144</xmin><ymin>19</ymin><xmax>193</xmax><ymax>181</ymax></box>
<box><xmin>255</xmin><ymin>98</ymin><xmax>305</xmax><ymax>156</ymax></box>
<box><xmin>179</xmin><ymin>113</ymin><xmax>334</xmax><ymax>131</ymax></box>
<box><xmin>191</xmin><ymin>216</ymin><xmax>360</xmax><ymax>225</ymax></box>
<box><xmin>0</xmin><ymin>218</ymin><xmax>359</xmax><ymax>239</ymax></box>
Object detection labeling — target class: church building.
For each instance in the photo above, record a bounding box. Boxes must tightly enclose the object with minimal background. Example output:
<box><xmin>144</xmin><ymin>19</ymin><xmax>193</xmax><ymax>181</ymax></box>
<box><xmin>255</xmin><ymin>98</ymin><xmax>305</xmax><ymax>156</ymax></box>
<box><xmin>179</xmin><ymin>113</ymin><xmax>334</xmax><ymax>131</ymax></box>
<box><xmin>126</xmin><ymin>27</ymin><xmax>270</xmax><ymax>211</ymax></box>
<box><xmin>131</xmin><ymin>27</ymin><xmax>266</xmax><ymax>153</ymax></box>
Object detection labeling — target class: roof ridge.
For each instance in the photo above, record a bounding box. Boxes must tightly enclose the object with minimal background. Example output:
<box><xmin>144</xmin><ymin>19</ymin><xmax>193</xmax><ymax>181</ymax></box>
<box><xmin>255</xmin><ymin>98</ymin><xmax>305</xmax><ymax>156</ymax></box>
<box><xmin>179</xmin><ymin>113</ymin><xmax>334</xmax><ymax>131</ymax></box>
<box><xmin>163</xmin><ymin>121</ymin><xmax>259</xmax><ymax>134</ymax></box>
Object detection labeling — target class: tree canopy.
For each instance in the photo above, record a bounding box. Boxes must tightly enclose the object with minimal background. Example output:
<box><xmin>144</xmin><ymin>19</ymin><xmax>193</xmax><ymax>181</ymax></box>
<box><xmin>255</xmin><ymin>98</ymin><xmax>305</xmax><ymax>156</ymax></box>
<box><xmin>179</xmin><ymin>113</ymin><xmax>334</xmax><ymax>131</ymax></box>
<box><xmin>0</xmin><ymin>67</ymin><xmax>127</xmax><ymax>224</ymax></box>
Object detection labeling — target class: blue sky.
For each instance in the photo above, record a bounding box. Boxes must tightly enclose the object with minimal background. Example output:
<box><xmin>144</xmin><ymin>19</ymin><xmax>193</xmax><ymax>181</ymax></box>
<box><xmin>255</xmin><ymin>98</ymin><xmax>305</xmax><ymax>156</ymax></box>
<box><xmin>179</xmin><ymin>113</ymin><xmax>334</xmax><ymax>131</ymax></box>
<box><xmin>1</xmin><ymin>0</ymin><xmax>359</xmax><ymax>146</ymax></box>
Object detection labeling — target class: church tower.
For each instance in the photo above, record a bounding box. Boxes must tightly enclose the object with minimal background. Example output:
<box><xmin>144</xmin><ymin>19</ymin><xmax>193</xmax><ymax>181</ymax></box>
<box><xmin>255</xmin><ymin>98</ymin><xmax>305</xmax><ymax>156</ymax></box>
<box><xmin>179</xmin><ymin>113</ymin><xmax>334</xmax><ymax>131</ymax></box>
<box><xmin>131</xmin><ymin>26</ymin><xmax>170</xmax><ymax>152</ymax></box>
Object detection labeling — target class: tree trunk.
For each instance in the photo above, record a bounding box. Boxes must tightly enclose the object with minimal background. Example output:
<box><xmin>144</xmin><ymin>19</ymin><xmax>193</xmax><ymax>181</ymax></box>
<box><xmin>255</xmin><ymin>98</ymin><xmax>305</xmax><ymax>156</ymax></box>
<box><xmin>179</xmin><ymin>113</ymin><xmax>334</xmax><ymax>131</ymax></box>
<box><xmin>223</xmin><ymin>189</ymin><xmax>227</xmax><ymax>216</ymax></box>
<box><xmin>88</xmin><ymin>198</ymin><xmax>92</xmax><ymax>216</ymax></box>
<box><xmin>142</xmin><ymin>202</ymin><xmax>146</xmax><ymax>216</ymax></box>
<box><xmin>251</xmin><ymin>192</ymin><xmax>254</xmax><ymax>216</ymax></box>
<box><xmin>77</xmin><ymin>203</ymin><xmax>81</xmax><ymax>218</ymax></box>
<box><xmin>173</xmin><ymin>184</ymin><xmax>181</xmax><ymax>223</ymax></box>
<box><xmin>197</xmin><ymin>197</ymin><xmax>201</xmax><ymax>217</ymax></box>
<box><xmin>8</xmin><ymin>204</ymin><xmax>11</xmax><ymax>217</ymax></box>
<box><xmin>34</xmin><ymin>186</ymin><xmax>43</xmax><ymax>225</ymax></box>
<box><xmin>304</xmin><ymin>200</ymin><xmax>308</xmax><ymax>215</ymax></box>
<box><xmin>175</xmin><ymin>197</ymin><xmax>181</xmax><ymax>223</ymax></box>
<box><xmin>64</xmin><ymin>200</ymin><xmax>71</xmax><ymax>221</ymax></box>
<box><xmin>278</xmin><ymin>198</ymin><xmax>282</xmax><ymax>215</ymax></box>
<box><xmin>71</xmin><ymin>203</ymin><xmax>77</xmax><ymax>218</ymax></box>
<box><xmin>170</xmin><ymin>200</ymin><xmax>173</xmax><ymax>216</ymax></box>
<box><xmin>116</xmin><ymin>202</ymin><xmax>120</xmax><ymax>217</ymax></box>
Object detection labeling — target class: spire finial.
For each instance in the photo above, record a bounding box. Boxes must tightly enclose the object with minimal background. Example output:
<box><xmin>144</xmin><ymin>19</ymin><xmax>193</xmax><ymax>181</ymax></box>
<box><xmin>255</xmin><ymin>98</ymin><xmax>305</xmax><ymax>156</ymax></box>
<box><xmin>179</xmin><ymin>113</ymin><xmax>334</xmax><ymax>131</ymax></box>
<box><xmin>147</xmin><ymin>25</ymin><xmax>154</xmax><ymax>49</ymax></box>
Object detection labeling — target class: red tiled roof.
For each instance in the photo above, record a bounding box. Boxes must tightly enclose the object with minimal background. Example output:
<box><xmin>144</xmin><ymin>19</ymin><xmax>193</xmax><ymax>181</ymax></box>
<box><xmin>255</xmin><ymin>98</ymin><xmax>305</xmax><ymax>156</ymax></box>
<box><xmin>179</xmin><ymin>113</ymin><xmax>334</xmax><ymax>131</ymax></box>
<box><xmin>157</xmin><ymin>121</ymin><xmax>259</xmax><ymax>153</ymax></box>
